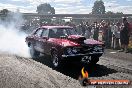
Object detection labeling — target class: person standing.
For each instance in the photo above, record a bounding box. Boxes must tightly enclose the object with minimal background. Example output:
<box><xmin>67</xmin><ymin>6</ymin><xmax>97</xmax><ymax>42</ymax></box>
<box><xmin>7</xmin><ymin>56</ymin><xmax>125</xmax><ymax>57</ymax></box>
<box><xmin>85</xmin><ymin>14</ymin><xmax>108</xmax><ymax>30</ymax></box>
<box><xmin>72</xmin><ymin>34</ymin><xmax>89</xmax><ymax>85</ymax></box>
<box><xmin>119</xmin><ymin>18</ymin><xmax>130</xmax><ymax>53</ymax></box>
<box><xmin>93</xmin><ymin>22</ymin><xmax>99</xmax><ymax>40</ymax></box>
<box><xmin>104</xmin><ymin>22</ymin><xmax>112</xmax><ymax>48</ymax></box>
<box><xmin>84</xmin><ymin>22</ymin><xmax>92</xmax><ymax>39</ymax></box>
<box><xmin>80</xmin><ymin>22</ymin><xmax>86</xmax><ymax>36</ymax></box>
<box><xmin>111</xmin><ymin>23</ymin><xmax>116</xmax><ymax>48</ymax></box>
<box><xmin>100</xmin><ymin>21</ymin><xmax>106</xmax><ymax>42</ymax></box>
<box><xmin>112</xmin><ymin>22</ymin><xmax>121</xmax><ymax>49</ymax></box>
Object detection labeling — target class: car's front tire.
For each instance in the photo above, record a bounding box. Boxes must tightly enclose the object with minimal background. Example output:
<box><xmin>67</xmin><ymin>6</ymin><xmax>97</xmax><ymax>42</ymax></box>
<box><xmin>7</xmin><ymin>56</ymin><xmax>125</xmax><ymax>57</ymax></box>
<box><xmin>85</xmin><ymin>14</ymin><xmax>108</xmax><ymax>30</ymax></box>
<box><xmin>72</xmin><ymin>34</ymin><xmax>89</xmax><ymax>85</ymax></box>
<box><xmin>30</xmin><ymin>44</ymin><xmax>40</xmax><ymax>59</ymax></box>
<box><xmin>51</xmin><ymin>50</ymin><xmax>61</xmax><ymax>68</ymax></box>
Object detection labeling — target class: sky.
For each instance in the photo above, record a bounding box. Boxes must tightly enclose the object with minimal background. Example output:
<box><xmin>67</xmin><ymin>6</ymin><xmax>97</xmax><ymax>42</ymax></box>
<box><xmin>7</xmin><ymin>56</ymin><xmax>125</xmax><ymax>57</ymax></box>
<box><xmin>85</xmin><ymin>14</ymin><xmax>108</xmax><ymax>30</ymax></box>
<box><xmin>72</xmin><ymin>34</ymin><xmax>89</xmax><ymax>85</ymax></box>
<box><xmin>0</xmin><ymin>0</ymin><xmax>132</xmax><ymax>14</ymax></box>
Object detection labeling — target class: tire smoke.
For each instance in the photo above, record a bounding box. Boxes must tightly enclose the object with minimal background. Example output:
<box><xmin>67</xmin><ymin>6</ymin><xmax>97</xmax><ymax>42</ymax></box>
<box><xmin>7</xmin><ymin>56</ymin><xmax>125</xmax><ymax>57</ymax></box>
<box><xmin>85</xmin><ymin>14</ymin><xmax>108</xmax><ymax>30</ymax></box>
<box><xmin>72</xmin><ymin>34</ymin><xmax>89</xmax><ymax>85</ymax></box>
<box><xmin>0</xmin><ymin>12</ymin><xmax>31</xmax><ymax>58</ymax></box>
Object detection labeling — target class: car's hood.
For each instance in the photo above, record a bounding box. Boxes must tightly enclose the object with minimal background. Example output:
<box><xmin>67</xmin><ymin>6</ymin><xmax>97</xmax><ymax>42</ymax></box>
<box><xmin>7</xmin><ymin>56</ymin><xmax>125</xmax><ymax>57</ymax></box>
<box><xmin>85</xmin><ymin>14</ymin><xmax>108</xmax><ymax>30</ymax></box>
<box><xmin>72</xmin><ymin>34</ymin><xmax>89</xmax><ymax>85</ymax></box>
<box><xmin>67</xmin><ymin>35</ymin><xmax>86</xmax><ymax>44</ymax></box>
<box><xmin>67</xmin><ymin>35</ymin><xmax>103</xmax><ymax>45</ymax></box>
<box><xmin>48</xmin><ymin>38</ymin><xmax>79</xmax><ymax>47</ymax></box>
<box><xmin>48</xmin><ymin>35</ymin><xmax>103</xmax><ymax>47</ymax></box>
<box><xmin>84</xmin><ymin>39</ymin><xmax>103</xmax><ymax>45</ymax></box>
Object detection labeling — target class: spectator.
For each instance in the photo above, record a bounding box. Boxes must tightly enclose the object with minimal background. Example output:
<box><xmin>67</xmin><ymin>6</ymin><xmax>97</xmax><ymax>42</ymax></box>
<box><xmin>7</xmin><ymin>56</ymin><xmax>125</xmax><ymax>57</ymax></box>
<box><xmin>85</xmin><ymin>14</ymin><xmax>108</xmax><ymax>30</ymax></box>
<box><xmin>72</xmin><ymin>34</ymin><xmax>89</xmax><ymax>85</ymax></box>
<box><xmin>115</xmin><ymin>22</ymin><xmax>121</xmax><ymax>49</ymax></box>
<box><xmin>93</xmin><ymin>22</ymin><xmax>99</xmax><ymax>40</ymax></box>
<box><xmin>111</xmin><ymin>23</ymin><xmax>115</xmax><ymax>48</ymax></box>
<box><xmin>80</xmin><ymin>22</ymin><xmax>86</xmax><ymax>36</ymax></box>
<box><xmin>104</xmin><ymin>22</ymin><xmax>112</xmax><ymax>48</ymax></box>
<box><xmin>84</xmin><ymin>22</ymin><xmax>92</xmax><ymax>39</ymax></box>
<box><xmin>100</xmin><ymin>21</ymin><xmax>106</xmax><ymax>42</ymax></box>
<box><xmin>112</xmin><ymin>22</ymin><xmax>121</xmax><ymax>49</ymax></box>
<box><xmin>119</xmin><ymin>18</ymin><xmax>130</xmax><ymax>53</ymax></box>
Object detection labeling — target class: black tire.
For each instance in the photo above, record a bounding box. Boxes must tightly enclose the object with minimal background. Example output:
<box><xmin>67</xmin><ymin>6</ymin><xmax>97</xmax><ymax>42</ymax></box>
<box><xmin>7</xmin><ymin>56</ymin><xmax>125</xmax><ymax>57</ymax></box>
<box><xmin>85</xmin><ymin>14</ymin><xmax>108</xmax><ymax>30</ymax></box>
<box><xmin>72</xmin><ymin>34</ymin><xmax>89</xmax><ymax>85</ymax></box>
<box><xmin>51</xmin><ymin>50</ymin><xmax>61</xmax><ymax>68</ymax></box>
<box><xmin>30</xmin><ymin>44</ymin><xmax>40</xmax><ymax>59</ymax></box>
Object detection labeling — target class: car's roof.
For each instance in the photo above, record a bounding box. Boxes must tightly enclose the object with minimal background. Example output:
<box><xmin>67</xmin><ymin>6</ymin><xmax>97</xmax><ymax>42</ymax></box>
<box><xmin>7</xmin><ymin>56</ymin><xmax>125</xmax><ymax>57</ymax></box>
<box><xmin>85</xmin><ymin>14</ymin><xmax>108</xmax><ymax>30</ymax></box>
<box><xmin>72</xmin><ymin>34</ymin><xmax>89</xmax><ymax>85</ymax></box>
<box><xmin>41</xmin><ymin>26</ymin><xmax>73</xmax><ymax>29</ymax></box>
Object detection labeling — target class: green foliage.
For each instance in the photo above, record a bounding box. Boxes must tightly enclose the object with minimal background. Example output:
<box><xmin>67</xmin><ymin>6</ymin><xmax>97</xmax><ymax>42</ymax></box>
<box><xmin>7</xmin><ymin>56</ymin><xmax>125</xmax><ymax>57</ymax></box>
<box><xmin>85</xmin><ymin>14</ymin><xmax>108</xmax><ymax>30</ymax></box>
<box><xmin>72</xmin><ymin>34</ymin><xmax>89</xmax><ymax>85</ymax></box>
<box><xmin>0</xmin><ymin>9</ymin><xmax>9</xmax><ymax>15</ymax></box>
<box><xmin>36</xmin><ymin>3</ymin><xmax>55</xmax><ymax>25</ymax></box>
<box><xmin>36</xmin><ymin>3</ymin><xmax>55</xmax><ymax>14</ymax></box>
<box><xmin>92</xmin><ymin>0</ymin><xmax>105</xmax><ymax>14</ymax></box>
<box><xmin>0</xmin><ymin>9</ymin><xmax>11</xmax><ymax>21</ymax></box>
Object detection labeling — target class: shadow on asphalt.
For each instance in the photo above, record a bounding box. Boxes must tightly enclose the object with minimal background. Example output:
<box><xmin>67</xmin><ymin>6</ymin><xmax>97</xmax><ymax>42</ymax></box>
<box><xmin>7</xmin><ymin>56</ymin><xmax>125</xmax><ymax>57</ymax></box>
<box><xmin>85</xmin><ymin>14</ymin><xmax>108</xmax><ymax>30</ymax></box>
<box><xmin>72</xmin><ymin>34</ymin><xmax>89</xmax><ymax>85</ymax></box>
<box><xmin>34</xmin><ymin>55</ymin><xmax>117</xmax><ymax>80</ymax></box>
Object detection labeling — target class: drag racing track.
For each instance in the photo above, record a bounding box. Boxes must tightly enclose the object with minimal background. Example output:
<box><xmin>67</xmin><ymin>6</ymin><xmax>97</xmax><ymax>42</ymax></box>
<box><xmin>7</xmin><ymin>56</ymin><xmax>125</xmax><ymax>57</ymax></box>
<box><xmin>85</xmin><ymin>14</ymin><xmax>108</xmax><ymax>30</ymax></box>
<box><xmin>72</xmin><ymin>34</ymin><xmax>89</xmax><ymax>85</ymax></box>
<box><xmin>0</xmin><ymin>50</ymin><xmax>132</xmax><ymax>88</ymax></box>
<box><xmin>35</xmin><ymin>51</ymin><xmax>132</xmax><ymax>81</ymax></box>
<box><xmin>36</xmin><ymin>55</ymin><xmax>118</xmax><ymax>80</ymax></box>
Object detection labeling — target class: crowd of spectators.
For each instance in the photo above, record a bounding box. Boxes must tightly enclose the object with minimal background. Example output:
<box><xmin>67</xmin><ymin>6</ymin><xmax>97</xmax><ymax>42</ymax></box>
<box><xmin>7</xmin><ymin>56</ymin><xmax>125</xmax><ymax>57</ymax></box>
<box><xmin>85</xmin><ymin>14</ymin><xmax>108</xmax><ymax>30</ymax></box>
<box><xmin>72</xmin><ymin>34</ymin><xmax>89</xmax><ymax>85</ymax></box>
<box><xmin>22</xmin><ymin>18</ymin><xmax>132</xmax><ymax>52</ymax></box>
<box><xmin>73</xmin><ymin>18</ymin><xmax>132</xmax><ymax>52</ymax></box>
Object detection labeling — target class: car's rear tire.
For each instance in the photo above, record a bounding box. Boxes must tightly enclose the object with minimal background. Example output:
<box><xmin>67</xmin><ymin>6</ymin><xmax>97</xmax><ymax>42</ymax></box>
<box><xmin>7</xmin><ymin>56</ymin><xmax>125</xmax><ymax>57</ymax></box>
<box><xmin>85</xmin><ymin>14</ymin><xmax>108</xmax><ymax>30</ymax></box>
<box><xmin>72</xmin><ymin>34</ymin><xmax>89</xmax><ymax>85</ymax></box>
<box><xmin>30</xmin><ymin>44</ymin><xmax>40</xmax><ymax>59</ymax></box>
<box><xmin>51</xmin><ymin>50</ymin><xmax>61</xmax><ymax>68</ymax></box>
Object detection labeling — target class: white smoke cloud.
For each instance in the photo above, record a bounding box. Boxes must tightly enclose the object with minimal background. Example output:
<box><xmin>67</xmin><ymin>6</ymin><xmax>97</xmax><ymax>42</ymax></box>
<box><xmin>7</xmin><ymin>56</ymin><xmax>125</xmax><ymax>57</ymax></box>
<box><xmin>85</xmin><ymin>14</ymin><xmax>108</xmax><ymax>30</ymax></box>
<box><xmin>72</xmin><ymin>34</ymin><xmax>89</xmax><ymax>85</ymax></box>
<box><xmin>0</xmin><ymin>12</ymin><xmax>31</xmax><ymax>58</ymax></box>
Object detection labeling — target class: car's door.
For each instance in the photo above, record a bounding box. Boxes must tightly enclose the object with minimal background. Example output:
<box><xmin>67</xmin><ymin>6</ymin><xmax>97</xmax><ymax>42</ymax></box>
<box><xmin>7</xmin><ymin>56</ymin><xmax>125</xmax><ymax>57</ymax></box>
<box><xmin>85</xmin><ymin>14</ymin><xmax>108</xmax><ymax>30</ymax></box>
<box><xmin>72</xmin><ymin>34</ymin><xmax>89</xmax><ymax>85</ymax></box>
<box><xmin>33</xmin><ymin>28</ymin><xmax>43</xmax><ymax>52</ymax></box>
<box><xmin>45</xmin><ymin>29</ymin><xmax>58</xmax><ymax>55</ymax></box>
<box><xmin>38</xmin><ymin>28</ymin><xmax>49</xmax><ymax>54</ymax></box>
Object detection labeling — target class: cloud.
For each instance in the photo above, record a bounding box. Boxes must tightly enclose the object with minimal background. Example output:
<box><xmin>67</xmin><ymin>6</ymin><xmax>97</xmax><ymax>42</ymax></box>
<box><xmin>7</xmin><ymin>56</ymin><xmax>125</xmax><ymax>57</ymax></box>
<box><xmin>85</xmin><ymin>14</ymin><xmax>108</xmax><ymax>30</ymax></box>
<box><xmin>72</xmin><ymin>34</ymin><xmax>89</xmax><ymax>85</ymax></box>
<box><xmin>126</xmin><ymin>0</ymin><xmax>132</xmax><ymax>1</ymax></box>
<box><xmin>12</xmin><ymin>0</ymin><xmax>20</xmax><ymax>1</ymax></box>
<box><xmin>53</xmin><ymin>0</ymin><xmax>91</xmax><ymax>14</ymax></box>
<box><xmin>25</xmin><ymin>0</ymin><xmax>54</xmax><ymax>5</ymax></box>
<box><xmin>104</xmin><ymin>0</ymin><xmax>119</xmax><ymax>12</ymax></box>
<box><xmin>54</xmin><ymin>0</ymin><xmax>82</xmax><ymax>4</ymax></box>
<box><xmin>104</xmin><ymin>0</ymin><xmax>119</xmax><ymax>7</ymax></box>
<box><xmin>0</xmin><ymin>3</ymin><xmax>36</xmax><ymax>13</ymax></box>
<box><xmin>55</xmin><ymin>5</ymin><xmax>91</xmax><ymax>14</ymax></box>
<box><xmin>104</xmin><ymin>0</ymin><xmax>132</xmax><ymax>14</ymax></box>
<box><xmin>0</xmin><ymin>3</ymin><xmax>18</xmax><ymax>12</ymax></box>
<box><xmin>113</xmin><ymin>6</ymin><xmax>132</xmax><ymax>14</ymax></box>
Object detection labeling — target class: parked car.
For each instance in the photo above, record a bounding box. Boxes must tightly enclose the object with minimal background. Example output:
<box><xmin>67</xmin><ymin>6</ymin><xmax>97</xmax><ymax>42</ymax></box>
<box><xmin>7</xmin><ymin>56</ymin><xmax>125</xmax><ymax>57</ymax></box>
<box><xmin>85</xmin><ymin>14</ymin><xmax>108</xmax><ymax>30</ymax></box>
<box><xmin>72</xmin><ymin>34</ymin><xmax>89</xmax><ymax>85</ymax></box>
<box><xmin>25</xmin><ymin>26</ymin><xmax>104</xmax><ymax>68</ymax></box>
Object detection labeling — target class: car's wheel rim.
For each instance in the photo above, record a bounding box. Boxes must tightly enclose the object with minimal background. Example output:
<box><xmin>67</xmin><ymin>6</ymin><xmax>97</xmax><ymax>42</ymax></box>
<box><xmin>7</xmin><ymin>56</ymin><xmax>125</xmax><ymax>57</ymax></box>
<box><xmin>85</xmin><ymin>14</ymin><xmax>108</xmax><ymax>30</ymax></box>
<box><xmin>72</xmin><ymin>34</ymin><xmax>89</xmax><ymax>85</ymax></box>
<box><xmin>30</xmin><ymin>47</ymin><xmax>34</xmax><ymax>56</ymax></box>
<box><xmin>87</xmin><ymin>56</ymin><xmax>91</xmax><ymax>64</ymax></box>
<box><xmin>52</xmin><ymin>53</ymin><xmax>59</xmax><ymax>67</ymax></box>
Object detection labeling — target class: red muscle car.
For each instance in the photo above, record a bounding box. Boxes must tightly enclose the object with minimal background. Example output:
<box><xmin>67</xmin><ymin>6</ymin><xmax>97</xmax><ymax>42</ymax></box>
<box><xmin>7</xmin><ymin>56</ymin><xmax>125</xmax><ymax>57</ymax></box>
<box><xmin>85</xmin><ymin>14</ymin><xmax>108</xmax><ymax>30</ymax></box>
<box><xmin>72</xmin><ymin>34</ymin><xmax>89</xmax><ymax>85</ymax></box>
<box><xmin>25</xmin><ymin>26</ymin><xmax>104</xmax><ymax>68</ymax></box>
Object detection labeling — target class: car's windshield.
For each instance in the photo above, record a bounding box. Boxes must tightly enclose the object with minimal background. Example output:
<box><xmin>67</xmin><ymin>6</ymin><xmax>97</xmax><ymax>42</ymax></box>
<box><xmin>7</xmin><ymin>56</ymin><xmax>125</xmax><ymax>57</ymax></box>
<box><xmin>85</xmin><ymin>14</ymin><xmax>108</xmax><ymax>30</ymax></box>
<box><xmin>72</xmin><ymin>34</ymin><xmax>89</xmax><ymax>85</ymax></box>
<box><xmin>49</xmin><ymin>28</ymin><xmax>78</xmax><ymax>38</ymax></box>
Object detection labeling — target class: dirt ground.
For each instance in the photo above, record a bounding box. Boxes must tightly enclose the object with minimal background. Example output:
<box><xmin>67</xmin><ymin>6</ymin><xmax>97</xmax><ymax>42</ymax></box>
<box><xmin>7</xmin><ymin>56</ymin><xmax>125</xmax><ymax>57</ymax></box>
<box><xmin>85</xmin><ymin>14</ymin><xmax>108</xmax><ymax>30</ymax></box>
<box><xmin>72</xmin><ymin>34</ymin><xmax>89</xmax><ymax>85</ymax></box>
<box><xmin>0</xmin><ymin>54</ymin><xmax>82</xmax><ymax>88</ymax></box>
<box><xmin>0</xmin><ymin>50</ymin><xmax>132</xmax><ymax>88</ymax></box>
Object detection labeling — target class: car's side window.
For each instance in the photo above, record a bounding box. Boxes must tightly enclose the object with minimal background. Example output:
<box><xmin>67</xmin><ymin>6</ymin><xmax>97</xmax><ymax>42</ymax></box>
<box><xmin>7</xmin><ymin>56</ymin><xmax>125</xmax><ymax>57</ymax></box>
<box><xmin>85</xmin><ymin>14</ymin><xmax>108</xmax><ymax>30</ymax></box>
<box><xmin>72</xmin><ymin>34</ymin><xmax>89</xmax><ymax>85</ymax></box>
<box><xmin>42</xmin><ymin>29</ymin><xmax>49</xmax><ymax>37</ymax></box>
<box><xmin>34</xmin><ymin>28</ymin><xmax>43</xmax><ymax>37</ymax></box>
<box><xmin>49</xmin><ymin>29</ymin><xmax>57</xmax><ymax>38</ymax></box>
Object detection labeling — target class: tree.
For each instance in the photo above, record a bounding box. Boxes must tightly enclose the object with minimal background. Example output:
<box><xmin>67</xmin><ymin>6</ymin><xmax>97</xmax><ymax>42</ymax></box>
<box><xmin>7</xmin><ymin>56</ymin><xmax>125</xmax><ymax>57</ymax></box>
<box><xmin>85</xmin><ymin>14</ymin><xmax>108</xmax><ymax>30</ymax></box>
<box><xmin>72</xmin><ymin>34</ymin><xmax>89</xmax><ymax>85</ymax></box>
<box><xmin>0</xmin><ymin>9</ymin><xmax>9</xmax><ymax>15</ymax></box>
<box><xmin>0</xmin><ymin>9</ymin><xmax>12</xmax><ymax>21</ymax></box>
<box><xmin>36</xmin><ymin>3</ymin><xmax>55</xmax><ymax>14</ymax></box>
<box><xmin>92</xmin><ymin>0</ymin><xmax>105</xmax><ymax>14</ymax></box>
<box><xmin>36</xmin><ymin>3</ymin><xmax>55</xmax><ymax>25</ymax></box>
